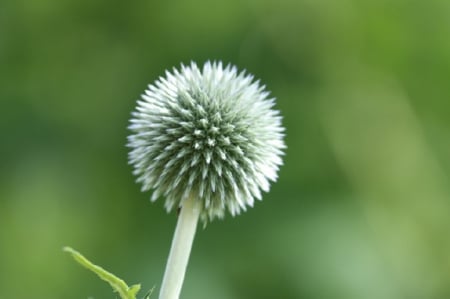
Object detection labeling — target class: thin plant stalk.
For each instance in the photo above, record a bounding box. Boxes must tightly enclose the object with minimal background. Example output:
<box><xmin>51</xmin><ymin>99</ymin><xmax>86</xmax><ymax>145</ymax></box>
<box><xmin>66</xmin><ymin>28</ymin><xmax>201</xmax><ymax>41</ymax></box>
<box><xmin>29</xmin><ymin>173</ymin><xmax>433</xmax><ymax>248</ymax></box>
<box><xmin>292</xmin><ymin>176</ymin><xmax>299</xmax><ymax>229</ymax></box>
<box><xmin>159</xmin><ymin>196</ymin><xmax>200</xmax><ymax>299</ymax></box>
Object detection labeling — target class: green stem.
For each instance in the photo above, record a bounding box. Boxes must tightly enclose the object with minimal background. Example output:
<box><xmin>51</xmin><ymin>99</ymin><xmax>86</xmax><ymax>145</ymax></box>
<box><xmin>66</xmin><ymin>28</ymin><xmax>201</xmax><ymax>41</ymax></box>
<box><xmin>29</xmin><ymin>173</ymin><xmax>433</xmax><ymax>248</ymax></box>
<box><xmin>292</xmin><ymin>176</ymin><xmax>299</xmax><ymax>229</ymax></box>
<box><xmin>159</xmin><ymin>196</ymin><xmax>200</xmax><ymax>299</ymax></box>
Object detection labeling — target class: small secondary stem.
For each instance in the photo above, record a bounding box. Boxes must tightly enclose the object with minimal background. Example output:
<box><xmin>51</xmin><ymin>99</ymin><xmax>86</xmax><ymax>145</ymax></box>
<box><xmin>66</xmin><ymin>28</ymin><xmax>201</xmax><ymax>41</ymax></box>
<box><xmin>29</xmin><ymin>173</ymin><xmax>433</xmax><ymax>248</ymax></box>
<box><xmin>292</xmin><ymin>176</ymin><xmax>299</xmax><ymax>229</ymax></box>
<box><xmin>159</xmin><ymin>196</ymin><xmax>200</xmax><ymax>299</ymax></box>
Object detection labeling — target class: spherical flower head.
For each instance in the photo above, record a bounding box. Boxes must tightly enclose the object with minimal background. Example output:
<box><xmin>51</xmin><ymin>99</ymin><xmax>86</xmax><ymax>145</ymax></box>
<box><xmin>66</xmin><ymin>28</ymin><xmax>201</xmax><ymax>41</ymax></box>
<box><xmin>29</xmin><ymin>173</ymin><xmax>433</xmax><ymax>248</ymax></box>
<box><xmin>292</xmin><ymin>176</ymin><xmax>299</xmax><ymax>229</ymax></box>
<box><xmin>128</xmin><ymin>61</ymin><xmax>285</xmax><ymax>223</ymax></box>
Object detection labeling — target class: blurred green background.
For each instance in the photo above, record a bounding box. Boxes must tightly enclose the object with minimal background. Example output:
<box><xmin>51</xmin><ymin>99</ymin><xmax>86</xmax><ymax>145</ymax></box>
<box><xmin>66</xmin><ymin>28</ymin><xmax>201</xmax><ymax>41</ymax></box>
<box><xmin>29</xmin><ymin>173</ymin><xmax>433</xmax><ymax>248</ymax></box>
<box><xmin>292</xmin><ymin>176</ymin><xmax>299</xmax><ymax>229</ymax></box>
<box><xmin>1</xmin><ymin>0</ymin><xmax>450</xmax><ymax>298</ymax></box>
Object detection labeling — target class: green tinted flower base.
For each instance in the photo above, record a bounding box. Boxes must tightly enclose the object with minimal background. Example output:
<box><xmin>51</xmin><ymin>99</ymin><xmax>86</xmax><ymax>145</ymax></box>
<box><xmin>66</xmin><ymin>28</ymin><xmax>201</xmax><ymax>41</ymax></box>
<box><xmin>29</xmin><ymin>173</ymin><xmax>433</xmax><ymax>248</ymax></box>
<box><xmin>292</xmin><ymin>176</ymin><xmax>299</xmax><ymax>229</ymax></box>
<box><xmin>64</xmin><ymin>247</ymin><xmax>153</xmax><ymax>299</ymax></box>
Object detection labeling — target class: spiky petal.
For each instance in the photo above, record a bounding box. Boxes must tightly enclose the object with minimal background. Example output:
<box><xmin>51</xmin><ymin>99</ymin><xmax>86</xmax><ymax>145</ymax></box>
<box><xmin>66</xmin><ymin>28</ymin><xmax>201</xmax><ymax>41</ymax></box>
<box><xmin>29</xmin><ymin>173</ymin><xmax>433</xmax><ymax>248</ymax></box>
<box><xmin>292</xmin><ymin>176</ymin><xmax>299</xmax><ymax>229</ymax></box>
<box><xmin>128</xmin><ymin>61</ymin><xmax>285</xmax><ymax>222</ymax></box>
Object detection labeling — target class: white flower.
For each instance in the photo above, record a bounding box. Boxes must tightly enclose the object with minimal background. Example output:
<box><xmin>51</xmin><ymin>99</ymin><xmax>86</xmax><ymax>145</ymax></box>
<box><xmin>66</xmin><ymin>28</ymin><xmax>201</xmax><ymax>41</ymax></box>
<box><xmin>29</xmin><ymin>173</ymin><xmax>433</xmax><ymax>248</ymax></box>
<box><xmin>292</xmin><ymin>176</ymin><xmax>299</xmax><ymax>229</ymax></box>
<box><xmin>128</xmin><ymin>61</ymin><xmax>285</xmax><ymax>222</ymax></box>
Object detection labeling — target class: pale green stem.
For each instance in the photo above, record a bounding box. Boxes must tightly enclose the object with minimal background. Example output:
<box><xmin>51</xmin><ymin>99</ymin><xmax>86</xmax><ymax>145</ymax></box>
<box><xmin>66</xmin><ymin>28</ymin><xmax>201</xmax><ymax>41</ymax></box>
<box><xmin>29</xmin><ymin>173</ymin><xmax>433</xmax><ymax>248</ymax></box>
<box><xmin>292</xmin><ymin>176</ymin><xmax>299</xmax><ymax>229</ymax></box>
<box><xmin>159</xmin><ymin>196</ymin><xmax>200</xmax><ymax>299</ymax></box>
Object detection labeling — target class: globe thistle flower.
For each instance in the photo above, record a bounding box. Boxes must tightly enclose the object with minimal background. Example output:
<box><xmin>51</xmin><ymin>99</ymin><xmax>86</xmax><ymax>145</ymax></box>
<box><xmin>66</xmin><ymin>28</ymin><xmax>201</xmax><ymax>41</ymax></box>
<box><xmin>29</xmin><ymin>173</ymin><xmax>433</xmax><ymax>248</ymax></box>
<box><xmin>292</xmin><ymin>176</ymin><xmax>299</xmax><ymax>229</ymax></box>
<box><xmin>128</xmin><ymin>61</ymin><xmax>285</xmax><ymax>299</ymax></box>
<box><xmin>128</xmin><ymin>61</ymin><xmax>285</xmax><ymax>223</ymax></box>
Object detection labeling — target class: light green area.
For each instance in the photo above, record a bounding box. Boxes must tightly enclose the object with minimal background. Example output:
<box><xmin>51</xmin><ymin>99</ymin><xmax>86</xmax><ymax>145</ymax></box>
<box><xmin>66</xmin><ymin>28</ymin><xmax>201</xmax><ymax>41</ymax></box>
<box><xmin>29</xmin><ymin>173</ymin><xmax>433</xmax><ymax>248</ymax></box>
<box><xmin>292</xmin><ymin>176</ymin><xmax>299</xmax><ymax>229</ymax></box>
<box><xmin>1</xmin><ymin>0</ymin><xmax>450</xmax><ymax>298</ymax></box>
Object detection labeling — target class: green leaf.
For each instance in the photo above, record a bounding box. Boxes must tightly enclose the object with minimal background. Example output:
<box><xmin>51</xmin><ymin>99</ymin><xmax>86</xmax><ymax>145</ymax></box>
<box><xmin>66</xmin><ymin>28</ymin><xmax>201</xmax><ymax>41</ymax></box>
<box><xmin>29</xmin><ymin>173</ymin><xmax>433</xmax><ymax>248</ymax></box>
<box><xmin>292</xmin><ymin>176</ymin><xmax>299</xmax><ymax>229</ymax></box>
<box><xmin>63</xmin><ymin>246</ymin><xmax>144</xmax><ymax>299</ymax></box>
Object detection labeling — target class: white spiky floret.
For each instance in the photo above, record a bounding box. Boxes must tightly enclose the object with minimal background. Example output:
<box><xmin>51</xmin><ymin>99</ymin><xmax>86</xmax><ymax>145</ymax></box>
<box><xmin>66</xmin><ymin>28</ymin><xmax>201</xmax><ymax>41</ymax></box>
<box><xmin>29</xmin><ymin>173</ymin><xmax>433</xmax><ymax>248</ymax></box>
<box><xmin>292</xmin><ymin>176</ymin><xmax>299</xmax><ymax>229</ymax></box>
<box><xmin>128</xmin><ymin>61</ymin><xmax>285</xmax><ymax>222</ymax></box>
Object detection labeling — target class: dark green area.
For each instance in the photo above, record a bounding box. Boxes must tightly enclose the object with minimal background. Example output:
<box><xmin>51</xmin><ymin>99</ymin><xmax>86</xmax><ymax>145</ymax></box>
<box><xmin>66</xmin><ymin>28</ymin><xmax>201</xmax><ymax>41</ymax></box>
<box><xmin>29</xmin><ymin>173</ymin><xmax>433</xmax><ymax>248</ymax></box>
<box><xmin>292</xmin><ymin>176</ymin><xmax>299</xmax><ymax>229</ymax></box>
<box><xmin>1</xmin><ymin>0</ymin><xmax>450</xmax><ymax>298</ymax></box>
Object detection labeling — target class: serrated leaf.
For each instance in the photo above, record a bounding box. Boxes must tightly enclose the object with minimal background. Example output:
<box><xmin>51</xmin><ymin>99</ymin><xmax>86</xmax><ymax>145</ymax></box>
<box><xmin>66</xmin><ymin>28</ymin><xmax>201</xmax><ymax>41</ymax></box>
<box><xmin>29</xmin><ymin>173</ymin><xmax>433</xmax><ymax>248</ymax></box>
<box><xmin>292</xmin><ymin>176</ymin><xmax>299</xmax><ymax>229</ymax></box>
<box><xmin>64</xmin><ymin>246</ymin><xmax>143</xmax><ymax>299</ymax></box>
